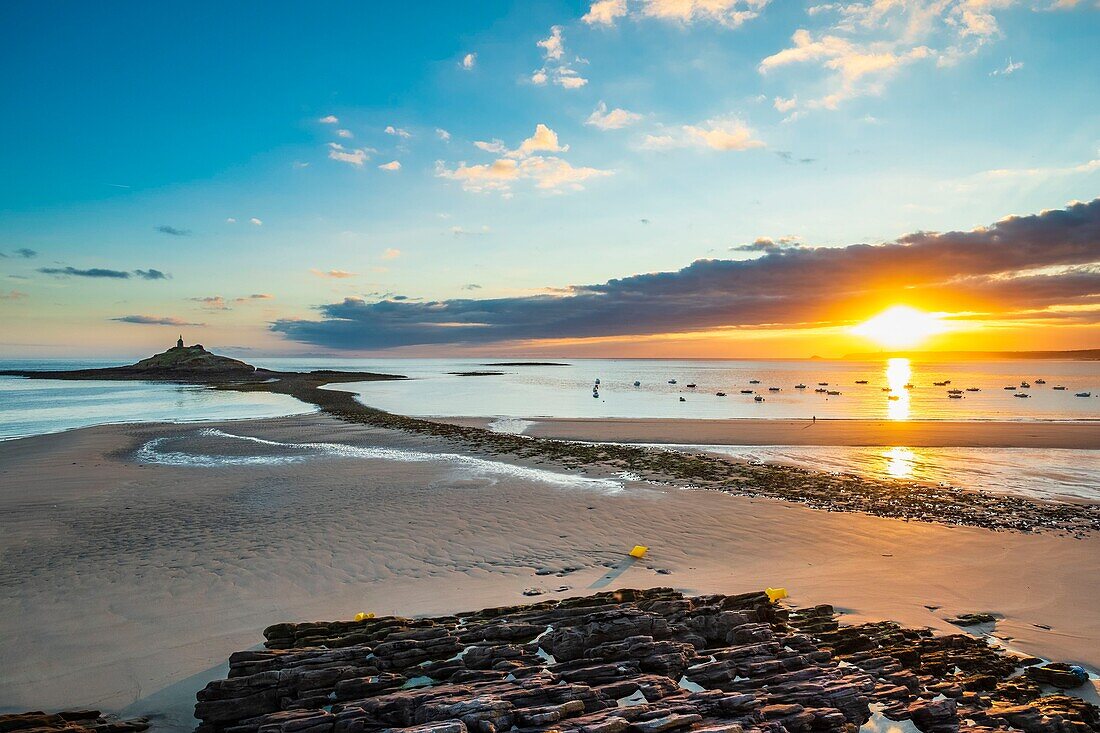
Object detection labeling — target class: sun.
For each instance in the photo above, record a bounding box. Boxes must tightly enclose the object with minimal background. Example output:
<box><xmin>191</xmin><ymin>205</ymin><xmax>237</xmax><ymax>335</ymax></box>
<box><xmin>851</xmin><ymin>306</ymin><xmax>946</xmax><ymax>349</ymax></box>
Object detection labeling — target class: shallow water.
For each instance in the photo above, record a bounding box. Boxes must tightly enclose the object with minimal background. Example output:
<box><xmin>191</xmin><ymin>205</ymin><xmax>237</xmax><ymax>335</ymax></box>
<box><xmin>137</xmin><ymin>428</ymin><xmax>625</xmax><ymax>493</ymax></box>
<box><xmin>312</xmin><ymin>357</ymin><xmax>1100</xmax><ymax>422</ymax></box>
<box><xmin>668</xmin><ymin>444</ymin><xmax>1100</xmax><ymax>503</ymax></box>
<box><xmin>0</xmin><ymin>375</ymin><xmax>312</xmax><ymax>441</ymax></box>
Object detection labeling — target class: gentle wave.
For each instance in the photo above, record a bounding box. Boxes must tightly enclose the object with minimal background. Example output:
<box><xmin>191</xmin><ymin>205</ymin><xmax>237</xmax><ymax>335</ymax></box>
<box><xmin>137</xmin><ymin>429</ymin><xmax>624</xmax><ymax>492</ymax></box>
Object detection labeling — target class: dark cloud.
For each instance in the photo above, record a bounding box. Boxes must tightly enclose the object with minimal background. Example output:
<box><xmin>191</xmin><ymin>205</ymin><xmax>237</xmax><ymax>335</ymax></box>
<box><xmin>37</xmin><ymin>266</ymin><xmax>170</xmax><ymax>280</ymax></box>
<box><xmin>191</xmin><ymin>296</ymin><xmax>229</xmax><ymax>309</ymax></box>
<box><xmin>272</xmin><ymin>199</ymin><xmax>1100</xmax><ymax>350</ymax></box>
<box><xmin>775</xmin><ymin>151</ymin><xmax>815</xmax><ymax>164</ymax></box>
<box><xmin>112</xmin><ymin>315</ymin><xmax>204</xmax><ymax>326</ymax></box>
<box><xmin>39</xmin><ymin>266</ymin><xmax>131</xmax><ymax>279</ymax></box>
<box><xmin>732</xmin><ymin>236</ymin><xmax>803</xmax><ymax>253</ymax></box>
<box><xmin>462</xmin><ymin>284</ymin><xmax>483</xmax><ymax>290</ymax></box>
<box><xmin>6</xmin><ymin>248</ymin><xmax>38</xmax><ymax>258</ymax></box>
<box><xmin>235</xmin><ymin>293</ymin><xmax>274</xmax><ymax>302</ymax></box>
<box><xmin>156</xmin><ymin>225</ymin><xmax>191</xmax><ymax>236</ymax></box>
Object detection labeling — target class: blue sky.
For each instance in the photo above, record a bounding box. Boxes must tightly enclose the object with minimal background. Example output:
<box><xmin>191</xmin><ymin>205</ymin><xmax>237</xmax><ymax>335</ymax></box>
<box><xmin>1</xmin><ymin>1</ymin><xmax>1097</xmax><ymax>357</ymax></box>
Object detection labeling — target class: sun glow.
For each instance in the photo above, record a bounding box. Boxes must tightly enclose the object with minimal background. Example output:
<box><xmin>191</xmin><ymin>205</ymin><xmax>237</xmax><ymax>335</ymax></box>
<box><xmin>852</xmin><ymin>306</ymin><xmax>946</xmax><ymax>349</ymax></box>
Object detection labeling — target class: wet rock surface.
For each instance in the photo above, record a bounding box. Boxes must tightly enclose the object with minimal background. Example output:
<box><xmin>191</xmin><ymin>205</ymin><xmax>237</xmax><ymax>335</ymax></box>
<box><xmin>0</xmin><ymin>711</ymin><xmax>149</xmax><ymax>733</ymax></box>
<box><xmin>193</xmin><ymin>589</ymin><xmax>1099</xmax><ymax>733</ymax></box>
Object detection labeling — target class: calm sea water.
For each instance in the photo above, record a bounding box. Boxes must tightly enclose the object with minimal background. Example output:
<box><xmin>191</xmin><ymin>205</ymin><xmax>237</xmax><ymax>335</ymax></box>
<box><xmin>297</xmin><ymin>357</ymin><xmax>1100</xmax><ymax>422</ymax></box>
<box><xmin>2</xmin><ymin>357</ymin><xmax>1096</xmax><ymax>501</ymax></box>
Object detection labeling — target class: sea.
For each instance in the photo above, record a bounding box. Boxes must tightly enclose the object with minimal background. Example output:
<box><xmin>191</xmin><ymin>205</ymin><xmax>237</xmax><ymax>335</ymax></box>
<box><xmin>2</xmin><ymin>357</ymin><xmax>1097</xmax><ymax>501</ymax></box>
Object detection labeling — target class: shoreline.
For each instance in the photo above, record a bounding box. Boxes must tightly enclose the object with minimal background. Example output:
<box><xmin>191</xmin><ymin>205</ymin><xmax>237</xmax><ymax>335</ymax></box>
<box><xmin>1</xmin><ymin>414</ymin><xmax>1098</xmax><ymax>728</ymax></box>
<box><xmin>439</xmin><ymin>416</ymin><xmax>1100</xmax><ymax>449</ymax></box>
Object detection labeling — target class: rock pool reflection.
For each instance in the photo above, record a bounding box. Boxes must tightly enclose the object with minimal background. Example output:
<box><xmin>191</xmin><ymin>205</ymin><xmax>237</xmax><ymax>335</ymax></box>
<box><xmin>883</xmin><ymin>446</ymin><xmax>916</xmax><ymax>479</ymax></box>
<box><xmin>885</xmin><ymin>357</ymin><xmax>911</xmax><ymax>420</ymax></box>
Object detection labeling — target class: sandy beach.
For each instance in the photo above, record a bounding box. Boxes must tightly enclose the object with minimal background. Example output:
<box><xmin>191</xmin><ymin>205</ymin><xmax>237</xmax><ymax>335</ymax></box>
<box><xmin>1</xmin><ymin>413</ymin><xmax>1097</xmax><ymax>730</ymax></box>
<box><xmin>440</xmin><ymin>416</ymin><xmax>1100</xmax><ymax>449</ymax></box>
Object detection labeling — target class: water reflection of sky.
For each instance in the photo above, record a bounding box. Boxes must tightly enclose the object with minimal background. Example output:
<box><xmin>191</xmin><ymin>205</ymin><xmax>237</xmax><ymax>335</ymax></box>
<box><xmin>687</xmin><ymin>444</ymin><xmax>1100</xmax><ymax>502</ymax></box>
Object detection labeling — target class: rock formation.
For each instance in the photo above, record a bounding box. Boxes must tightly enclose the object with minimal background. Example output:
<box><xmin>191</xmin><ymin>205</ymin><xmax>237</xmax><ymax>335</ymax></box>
<box><xmin>193</xmin><ymin>589</ymin><xmax>1099</xmax><ymax>733</ymax></box>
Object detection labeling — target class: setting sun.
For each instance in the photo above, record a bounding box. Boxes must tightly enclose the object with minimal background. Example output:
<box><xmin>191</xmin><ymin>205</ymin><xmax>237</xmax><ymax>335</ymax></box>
<box><xmin>851</xmin><ymin>306</ymin><xmax>947</xmax><ymax>349</ymax></box>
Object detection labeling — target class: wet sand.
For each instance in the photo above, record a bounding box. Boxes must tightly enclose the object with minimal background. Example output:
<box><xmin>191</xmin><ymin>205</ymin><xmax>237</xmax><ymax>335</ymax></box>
<box><xmin>1</xmin><ymin>413</ymin><xmax>1098</xmax><ymax>730</ymax></box>
<box><xmin>440</xmin><ymin>416</ymin><xmax>1100</xmax><ymax>448</ymax></box>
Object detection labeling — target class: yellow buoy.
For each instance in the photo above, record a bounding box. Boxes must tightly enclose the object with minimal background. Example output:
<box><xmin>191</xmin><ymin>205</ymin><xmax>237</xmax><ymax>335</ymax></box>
<box><xmin>354</xmin><ymin>612</ymin><xmax>375</xmax><ymax>622</ymax></box>
<box><xmin>629</xmin><ymin>545</ymin><xmax>648</xmax><ymax>558</ymax></box>
<box><xmin>765</xmin><ymin>587</ymin><xmax>788</xmax><ymax>603</ymax></box>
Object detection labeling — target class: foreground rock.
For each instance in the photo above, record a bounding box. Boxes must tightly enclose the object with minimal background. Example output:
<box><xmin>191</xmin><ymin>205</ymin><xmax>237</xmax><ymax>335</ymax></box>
<box><xmin>194</xmin><ymin>589</ymin><xmax>1098</xmax><ymax>733</ymax></box>
<box><xmin>0</xmin><ymin>711</ymin><xmax>148</xmax><ymax>733</ymax></box>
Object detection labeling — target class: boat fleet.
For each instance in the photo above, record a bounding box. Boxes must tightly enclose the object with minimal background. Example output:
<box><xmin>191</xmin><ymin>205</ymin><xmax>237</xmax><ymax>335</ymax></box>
<box><xmin>587</xmin><ymin>374</ymin><xmax>1093</xmax><ymax>403</ymax></box>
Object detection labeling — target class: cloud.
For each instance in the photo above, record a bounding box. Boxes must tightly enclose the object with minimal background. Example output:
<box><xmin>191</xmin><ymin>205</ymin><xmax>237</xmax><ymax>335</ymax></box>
<box><xmin>437</xmin><ymin>124</ymin><xmax>610</xmax><ymax>194</ymax></box>
<box><xmin>732</xmin><ymin>236</ymin><xmax>804</xmax><ymax>252</ymax></box>
<box><xmin>451</xmin><ymin>225</ymin><xmax>491</xmax><ymax>237</ymax></box>
<box><xmin>226</xmin><ymin>217</ymin><xmax>237</xmax><ymax>224</ymax></box>
<box><xmin>1</xmin><ymin>248</ymin><xmax>38</xmax><ymax>258</ymax></box>
<box><xmin>584</xmin><ymin>0</ymin><xmax>769</xmax><ymax>27</ymax></box>
<box><xmin>38</xmin><ymin>267</ymin><xmax>131</xmax><ymax>279</ymax></box>
<box><xmin>378</xmin><ymin>160</ymin><xmax>402</xmax><ymax>171</ymax></box>
<box><xmin>385</xmin><ymin>125</ymin><xmax>412</xmax><ymax>139</ymax></box>
<box><xmin>0</xmin><ymin>290</ymin><xmax>28</xmax><ymax>300</ymax></box>
<box><xmin>642</xmin><ymin>117</ymin><xmax>765</xmax><ymax>151</ymax></box>
<box><xmin>775</xmin><ymin>150</ymin><xmax>815</xmax><ymax>163</ymax></box>
<box><xmin>327</xmin><ymin>142</ymin><xmax>372</xmax><ymax>166</ymax></box>
<box><xmin>436</xmin><ymin>128</ymin><xmax>452</xmax><ymax>141</ymax></box>
<box><xmin>234</xmin><ymin>293</ymin><xmax>274</xmax><ymax>302</ymax></box>
<box><xmin>337</xmin><ymin>128</ymin><xmax>354</xmax><ymax>138</ymax></box>
<box><xmin>319</xmin><ymin>115</ymin><xmax>339</xmax><ymax>124</ymax></box>
<box><xmin>134</xmin><ymin>269</ymin><xmax>170</xmax><ymax>280</ymax></box>
<box><xmin>250</xmin><ymin>218</ymin><xmax>263</xmax><ymax>226</ymax></box>
<box><xmin>381</xmin><ymin>248</ymin><xmax>402</xmax><ymax>260</ymax></box>
<box><xmin>758</xmin><ymin>1</ymin><xmax>1052</xmax><ymax>115</ymax></box>
<box><xmin>531</xmin><ymin>26</ymin><xmax>588</xmax><ymax>89</ymax></box>
<box><xmin>462</xmin><ymin>52</ymin><xmax>477</xmax><ymax>70</ymax></box>
<box><xmin>990</xmin><ymin>57</ymin><xmax>1024</xmax><ymax>75</ymax></box>
<box><xmin>310</xmin><ymin>268</ymin><xmax>357</xmax><ymax>278</ymax></box>
<box><xmin>273</xmin><ymin>199</ymin><xmax>1100</xmax><ymax>349</ymax></box>
<box><xmin>190</xmin><ymin>296</ymin><xmax>229</xmax><ymax>310</ymax></box>
<box><xmin>112</xmin><ymin>315</ymin><xmax>204</xmax><ymax>326</ymax></box>
<box><xmin>156</xmin><ymin>225</ymin><xmax>190</xmax><ymax>236</ymax></box>
<box><xmin>462</xmin><ymin>283</ymin><xmax>483</xmax><ymax>290</ymax></box>
<box><xmin>586</xmin><ymin>102</ymin><xmax>643</xmax><ymax>130</ymax></box>
<box><xmin>951</xmin><ymin>156</ymin><xmax>1100</xmax><ymax>191</ymax></box>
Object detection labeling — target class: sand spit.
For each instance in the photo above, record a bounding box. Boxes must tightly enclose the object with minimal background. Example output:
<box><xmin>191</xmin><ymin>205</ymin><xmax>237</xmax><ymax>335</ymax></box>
<box><xmin>192</xmin><ymin>588</ymin><xmax>1099</xmax><ymax>733</ymax></box>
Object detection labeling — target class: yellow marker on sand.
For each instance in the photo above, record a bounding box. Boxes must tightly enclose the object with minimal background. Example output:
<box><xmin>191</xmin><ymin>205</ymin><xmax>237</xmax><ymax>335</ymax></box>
<box><xmin>765</xmin><ymin>587</ymin><xmax>788</xmax><ymax>603</ymax></box>
<box><xmin>629</xmin><ymin>545</ymin><xmax>648</xmax><ymax>558</ymax></box>
<box><xmin>354</xmin><ymin>612</ymin><xmax>375</xmax><ymax>621</ymax></box>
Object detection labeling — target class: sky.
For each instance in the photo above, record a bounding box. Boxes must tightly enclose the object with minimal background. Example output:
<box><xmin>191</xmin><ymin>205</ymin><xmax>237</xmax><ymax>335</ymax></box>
<box><xmin>1</xmin><ymin>0</ymin><xmax>1098</xmax><ymax>359</ymax></box>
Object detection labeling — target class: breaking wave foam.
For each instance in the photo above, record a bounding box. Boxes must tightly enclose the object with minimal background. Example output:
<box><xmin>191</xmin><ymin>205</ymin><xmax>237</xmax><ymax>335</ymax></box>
<box><xmin>137</xmin><ymin>429</ymin><xmax>623</xmax><ymax>492</ymax></box>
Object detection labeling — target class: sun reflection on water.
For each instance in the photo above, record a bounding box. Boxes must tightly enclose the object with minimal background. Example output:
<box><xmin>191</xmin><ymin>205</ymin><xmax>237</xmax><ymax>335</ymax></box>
<box><xmin>885</xmin><ymin>357</ymin><xmax>911</xmax><ymax>420</ymax></box>
<box><xmin>883</xmin><ymin>446</ymin><xmax>916</xmax><ymax>479</ymax></box>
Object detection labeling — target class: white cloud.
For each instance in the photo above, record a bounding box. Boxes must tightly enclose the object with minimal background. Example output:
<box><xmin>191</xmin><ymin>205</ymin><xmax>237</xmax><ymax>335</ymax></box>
<box><xmin>226</xmin><ymin>217</ymin><xmax>237</xmax><ymax>224</ymax></box>
<box><xmin>760</xmin><ymin>1</ymin><xmax>1049</xmax><ymax>114</ymax></box>
<box><xmin>990</xmin><ymin>57</ymin><xmax>1024</xmax><ymax>75</ymax></box>
<box><xmin>538</xmin><ymin>26</ymin><xmax>565</xmax><ymax>61</ymax></box>
<box><xmin>336</xmin><ymin>128</ymin><xmax>353</xmax><ymax>138</ymax></box>
<box><xmin>773</xmin><ymin>96</ymin><xmax>799</xmax><ymax>113</ymax></box>
<box><xmin>583</xmin><ymin>0</ymin><xmax>770</xmax><ymax>28</ymax></box>
<box><xmin>250</xmin><ymin>218</ymin><xmax>263</xmax><ymax>226</ymax></box>
<box><xmin>951</xmin><ymin>156</ymin><xmax>1100</xmax><ymax>191</ymax></box>
<box><xmin>318</xmin><ymin>115</ymin><xmax>339</xmax><ymax>124</ymax></box>
<box><xmin>378</xmin><ymin>160</ymin><xmax>402</xmax><ymax>171</ymax></box>
<box><xmin>327</xmin><ymin>142</ymin><xmax>372</xmax><ymax>166</ymax></box>
<box><xmin>531</xmin><ymin>26</ymin><xmax>589</xmax><ymax>90</ymax></box>
<box><xmin>583</xmin><ymin>0</ymin><xmax>627</xmax><ymax>24</ymax></box>
<box><xmin>436</xmin><ymin>128</ymin><xmax>452</xmax><ymax>141</ymax></box>
<box><xmin>642</xmin><ymin>117</ymin><xmax>765</xmax><ymax>151</ymax></box>
<box><xmin>437</xmin><ymin>125</ymin><xmax>610</xmax><ymax>194</ymax></box>
<box><xmin>462</xmin><ymin>52</ymin><xmax>477</xmax><ymax>70</ymax></box>
<box><xmin>385</xmin><ymin>125</ymin><xmax>412</xmax><ymax>139</ymax></box>
<box><xmin>586</xmin><ymin>102</ymin><xmax>644</xmax><ymax>130</ymax></box>
<box><xmin>381</xmin><ymin>248</ymin><xmax>402</xmax><ymax>260</ymax></box>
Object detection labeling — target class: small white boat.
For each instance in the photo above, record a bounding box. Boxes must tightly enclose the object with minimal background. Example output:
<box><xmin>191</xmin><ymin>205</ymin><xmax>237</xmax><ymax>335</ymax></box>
<box><xmin>948</xmin><ymin>394</ymin><xmax>963</xmax><ymax>399</ymax></box>
<box><xmin>768</xmin><ymin>387</ymin><xmax>781</xmax><ymax>392</ymax></box>
<box><xmin>668</xmin><ymin>379</ymin><xmax>677</xmax><ymax>384</ymax></box>
<box><xmin>594</xmin><ymin>378</ymin><xmax>601</xmax><ymax>385</ymax></box>
<box><xmin>740</xmin><ymin>389</ymin><xmax>754</xmax><ymax>394</ymax></box>
<box><xmin>679</xmin><ymin>396</ymin><xmax>686</xmax><ymax>402</ymax></box>
<box><xmin>1035</xmin><ymin>379</ymin><xmax>1046</xmax><ymax>384</ymax></box>
<box><xmin>686</xmin><ymin>383</ymin><xmax>697</xmax><ymax>389</ymax></box>
<box><xmin>1053</xmin><ymin>386</ymin><xmax>1067</xmax><ymax>390</ymax></box>
<box><xmin>715</xmin><ymin>391</ymin><xmax>727</xmax><ymax>397</ymax></box>
<box><xmin>966</xmin><ymin>387</ymin><xmax>980</xmax><ymax>392</ymax></box>
<box><xmin>947</xmin><ymin>389</ymin><xmax>963</xmax><ymax>394</ymax></box>
<box><xmin>855</xmin><ymin>380</ymin><xmax>868</xmax><ymax>384</ymax></box>
<box><xmin>1076</xmin><ymin>392</ymin><xmax>1092</xmax><ymax>397</ymax></box>
<box><xmin>795</xmin><ymin>384</ymin><xmax>807</xmax><ymax>389</ymax></box>
<box><xmin>754</xmin><ymin>395</ymin><xmax>765</xmax><ymax>402</ymax></box>
<box><xmin>749</xmin><ymin>379</ymin><xmax>761</xmax><ymax>384</ymax></box>
<box><xmin>1020</xmin><ymin>382</ymin><xmax>1031</xmax><ymax>389</ymax></box>
<box><xmin>1014</xmin><ymin>393</ymin><xmax>1031</xmax><ymax>398</ymax></box>
<box><xmin>827</xmin><ymin>390</ymin><xmax>841</xmax><ymax>396</ymax></box>
<box><xmin>633</xmin><ymin>380</ymin><xmax>641</xmax><ymax>387</ymax></box>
